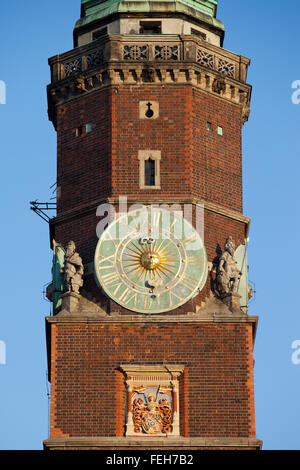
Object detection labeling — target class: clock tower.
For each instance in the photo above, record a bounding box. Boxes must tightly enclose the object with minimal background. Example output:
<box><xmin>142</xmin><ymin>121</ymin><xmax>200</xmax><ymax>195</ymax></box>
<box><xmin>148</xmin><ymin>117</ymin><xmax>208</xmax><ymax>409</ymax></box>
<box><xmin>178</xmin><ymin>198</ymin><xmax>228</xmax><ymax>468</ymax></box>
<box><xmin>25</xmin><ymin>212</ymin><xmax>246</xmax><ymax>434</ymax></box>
<box><xmin>43</xmin><ymin>0</ymin><xmax>262</xmax><ymax>450</ymax></box>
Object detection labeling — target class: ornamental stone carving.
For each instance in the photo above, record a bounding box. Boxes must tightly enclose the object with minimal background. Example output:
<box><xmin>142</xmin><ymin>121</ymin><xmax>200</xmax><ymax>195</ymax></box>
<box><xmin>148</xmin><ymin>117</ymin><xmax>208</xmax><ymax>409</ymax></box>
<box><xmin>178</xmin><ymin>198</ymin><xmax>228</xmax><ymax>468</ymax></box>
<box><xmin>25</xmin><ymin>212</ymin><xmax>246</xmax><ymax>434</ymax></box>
<box><xmin>154</xmin><ymin>45</ymin><xmax>179</xmax><ymax>60</ymax></box>
<box><xmin>64</xmin><ymin>57</ymin><xmax>82</xmax><ymax>77</ymax></box>
<box><xmin>120</xmin><ymin>364</ymin><xmax>184</xmax><ymax>437</ymax></box>
<box><xmin>63</xmin><ymin>241</ymin><xmax>84</xmax><ymax>294</ymax></box>
<box><xmin>216</xmin><ymin>237</ymin><xmax>242</xmax><ymax>297</ymax></box>
<box><xmin>132</xmin><ymin>389</ymin><xmax>173</xmax><ymax>435</ymax></box>
<box><xmin>123</xmin><ymin>45</ymin><xmax>148</xmax><ymax>60</ymax></box>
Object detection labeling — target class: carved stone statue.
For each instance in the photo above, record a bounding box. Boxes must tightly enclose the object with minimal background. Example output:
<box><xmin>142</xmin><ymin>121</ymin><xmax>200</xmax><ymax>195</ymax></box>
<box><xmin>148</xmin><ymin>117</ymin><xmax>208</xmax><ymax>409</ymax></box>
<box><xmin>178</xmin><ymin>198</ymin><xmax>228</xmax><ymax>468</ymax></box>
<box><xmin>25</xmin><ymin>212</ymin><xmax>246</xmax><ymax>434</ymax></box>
<box><xmin>216</xmin><ymin>237</ymin><xmax>242</xmax><ymax>297</ymax></box>
<box><xmin>63</xmin><ymin>241</ymin><xmax>84</xmax><ymax>294</ymax></box>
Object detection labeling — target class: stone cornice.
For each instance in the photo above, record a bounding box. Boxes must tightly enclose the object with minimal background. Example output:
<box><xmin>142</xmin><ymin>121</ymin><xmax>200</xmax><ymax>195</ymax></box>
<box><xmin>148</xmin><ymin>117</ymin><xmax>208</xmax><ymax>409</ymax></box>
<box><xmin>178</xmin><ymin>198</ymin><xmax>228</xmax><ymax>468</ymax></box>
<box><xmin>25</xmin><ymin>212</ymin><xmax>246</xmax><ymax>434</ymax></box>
<box><xmin>46</xmin><ymin>313</ymin><xmax>258</xmax><ymax>327</ymax></box>
<box><xmin>43</xmin><ymin>436</ymin><xmax>263</xmax><ymax>450</ymax></box>
<box><xmin>120</xmin><ymin>364</ymin><xmax>185</xmax><ymax>374</ymax></box>
<box><xmin>51</xmin><ymin>197</ymin><xmax>250</xmax><ymax>233</ymax></box>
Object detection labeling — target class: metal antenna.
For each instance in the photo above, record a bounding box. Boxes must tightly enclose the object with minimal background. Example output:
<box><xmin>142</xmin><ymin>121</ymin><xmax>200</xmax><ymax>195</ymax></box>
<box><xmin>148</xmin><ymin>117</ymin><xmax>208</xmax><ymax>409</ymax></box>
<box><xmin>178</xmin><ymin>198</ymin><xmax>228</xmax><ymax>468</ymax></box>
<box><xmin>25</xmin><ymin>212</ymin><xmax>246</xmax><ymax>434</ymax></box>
<box><xmin>30</xmin><ymin>201</ymin><xmax>56</xmax><ymax>223</ymax></box>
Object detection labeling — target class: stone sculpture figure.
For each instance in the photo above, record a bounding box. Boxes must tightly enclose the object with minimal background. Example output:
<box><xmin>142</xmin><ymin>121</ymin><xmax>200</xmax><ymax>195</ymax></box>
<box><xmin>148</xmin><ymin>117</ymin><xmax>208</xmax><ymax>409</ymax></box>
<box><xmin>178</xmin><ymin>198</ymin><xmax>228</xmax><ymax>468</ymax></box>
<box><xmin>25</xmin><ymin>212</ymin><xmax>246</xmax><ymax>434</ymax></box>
<box><xmin>63</xmin><ymin>240</ymin><xmax>84</xmax><ymax>294</ymax></box>
<box><xmin>216</xmin><ymin>237</ymin><xmax>242</xmax><ymax>297</ymax></box>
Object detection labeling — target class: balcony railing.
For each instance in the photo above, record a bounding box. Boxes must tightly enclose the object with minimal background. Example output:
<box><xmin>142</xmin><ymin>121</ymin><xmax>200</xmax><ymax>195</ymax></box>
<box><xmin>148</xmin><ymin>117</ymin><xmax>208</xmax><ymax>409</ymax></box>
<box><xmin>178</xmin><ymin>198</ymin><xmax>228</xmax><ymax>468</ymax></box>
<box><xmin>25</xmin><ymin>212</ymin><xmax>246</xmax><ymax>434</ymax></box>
<box><xmin>49</xmin><ymin>35</ymin><xmax>250</xmax><ymax>84</ymax></box>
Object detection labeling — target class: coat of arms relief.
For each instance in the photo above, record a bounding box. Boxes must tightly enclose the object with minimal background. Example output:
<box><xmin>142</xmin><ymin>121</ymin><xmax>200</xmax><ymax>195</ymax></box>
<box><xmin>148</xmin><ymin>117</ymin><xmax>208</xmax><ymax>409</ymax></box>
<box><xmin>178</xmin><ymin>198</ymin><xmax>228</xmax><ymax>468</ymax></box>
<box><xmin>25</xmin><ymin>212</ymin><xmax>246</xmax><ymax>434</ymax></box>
<box><xmin>132</xmin><ymin>387</ymin><xmax>173</xmax><ymax>435</ymax></box>
<box><xmin>120</xmin><ymin>364</ymin><xmax>184</xmax><ymax>437</ymax></box>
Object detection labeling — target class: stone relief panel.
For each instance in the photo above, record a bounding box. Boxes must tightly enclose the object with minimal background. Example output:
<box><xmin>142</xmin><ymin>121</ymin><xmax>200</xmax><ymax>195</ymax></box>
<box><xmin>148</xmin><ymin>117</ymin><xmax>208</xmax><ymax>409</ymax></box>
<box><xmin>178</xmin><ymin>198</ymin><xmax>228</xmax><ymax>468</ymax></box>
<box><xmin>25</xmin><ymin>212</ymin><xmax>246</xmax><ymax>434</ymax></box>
<box><xmin>120</xmin><ymin>364</ymin><xmax>184</xmax><ymax>437</ymax></box>
<box><xmin>132</xmin><ymin>386</ymin><xmax>173</xmax><ymax>435</ymax></box>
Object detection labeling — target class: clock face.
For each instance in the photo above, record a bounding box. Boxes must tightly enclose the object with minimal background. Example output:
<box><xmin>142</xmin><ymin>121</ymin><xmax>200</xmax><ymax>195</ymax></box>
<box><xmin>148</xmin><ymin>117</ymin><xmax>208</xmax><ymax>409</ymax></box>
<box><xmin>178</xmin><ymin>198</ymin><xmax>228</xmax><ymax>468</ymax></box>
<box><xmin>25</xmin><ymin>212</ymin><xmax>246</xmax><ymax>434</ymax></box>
<box><xmin>94</xmin><ymin>207</ymin><xmax>208</xmax><ymax>314</ymax></box>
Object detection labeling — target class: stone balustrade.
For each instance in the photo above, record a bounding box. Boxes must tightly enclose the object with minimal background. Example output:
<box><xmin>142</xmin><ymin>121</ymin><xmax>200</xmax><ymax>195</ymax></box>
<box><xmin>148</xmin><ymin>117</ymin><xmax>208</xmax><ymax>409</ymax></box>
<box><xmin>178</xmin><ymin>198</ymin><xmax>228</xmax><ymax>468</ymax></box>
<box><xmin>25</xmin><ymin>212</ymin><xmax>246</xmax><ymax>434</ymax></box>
<box><xmin>49</xmin><ymin>34</ymin><xmax>250</xmax><ymax>84</ymax></box>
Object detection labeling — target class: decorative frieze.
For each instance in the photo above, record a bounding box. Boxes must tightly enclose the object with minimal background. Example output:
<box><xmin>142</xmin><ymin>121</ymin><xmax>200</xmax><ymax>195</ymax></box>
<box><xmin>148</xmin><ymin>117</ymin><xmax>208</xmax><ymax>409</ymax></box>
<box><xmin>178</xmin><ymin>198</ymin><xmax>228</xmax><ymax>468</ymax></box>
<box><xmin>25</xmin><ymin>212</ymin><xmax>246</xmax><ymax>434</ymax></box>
<box><xmin>48</xmin><ymin>64</ymin><xmax>251</xmax><ymax>127</ymax></box>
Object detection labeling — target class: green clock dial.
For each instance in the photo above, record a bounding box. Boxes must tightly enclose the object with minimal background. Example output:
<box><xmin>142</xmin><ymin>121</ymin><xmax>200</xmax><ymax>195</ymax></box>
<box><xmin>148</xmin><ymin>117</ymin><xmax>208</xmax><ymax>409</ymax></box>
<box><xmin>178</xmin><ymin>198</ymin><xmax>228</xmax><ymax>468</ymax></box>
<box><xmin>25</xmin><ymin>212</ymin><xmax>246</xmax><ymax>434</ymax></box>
<box><xmin>94</xmin><ymin>207</ymin><xmax>208</xmax><ymax>314</ymax></box>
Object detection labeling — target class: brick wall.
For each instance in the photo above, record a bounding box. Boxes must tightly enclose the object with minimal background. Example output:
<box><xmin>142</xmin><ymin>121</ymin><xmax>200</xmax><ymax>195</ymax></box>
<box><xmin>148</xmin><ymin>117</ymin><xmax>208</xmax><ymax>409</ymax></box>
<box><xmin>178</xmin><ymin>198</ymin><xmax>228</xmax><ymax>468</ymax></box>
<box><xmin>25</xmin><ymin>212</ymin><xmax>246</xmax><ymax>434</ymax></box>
<box><xmin>56</xmin><ymin>88</ymin><xmax>112</xmax><ymax>214</ymax></box>
<box><xmin>191</xmin><ymin>88</ymin><xmax>243</xmax><ymax>212</ymax></box>
<box><xmin>47</xmin><ymin>81</ymin><xmax>257</xmax><ymax>449</ymax></box>
<box><xmin>56</xmin><ymin>84</ymin><xmax>243</xmax><ymax>216</ymax></box>
<box><xmin>49</xmin><ymin>322</ymin><xmax>256</xmax><ymax>439</ymax></box>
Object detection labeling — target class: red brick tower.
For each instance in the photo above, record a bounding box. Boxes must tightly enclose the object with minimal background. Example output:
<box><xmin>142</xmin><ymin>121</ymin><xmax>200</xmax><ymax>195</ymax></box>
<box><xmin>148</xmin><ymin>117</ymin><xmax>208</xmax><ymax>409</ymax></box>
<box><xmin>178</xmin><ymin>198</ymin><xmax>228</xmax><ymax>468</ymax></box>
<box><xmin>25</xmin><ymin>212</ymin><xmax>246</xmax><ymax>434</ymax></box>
<box><xmin>43</xmin><ymin>0</ymin><xmax>262</xmax><ymax>450</ymax></box>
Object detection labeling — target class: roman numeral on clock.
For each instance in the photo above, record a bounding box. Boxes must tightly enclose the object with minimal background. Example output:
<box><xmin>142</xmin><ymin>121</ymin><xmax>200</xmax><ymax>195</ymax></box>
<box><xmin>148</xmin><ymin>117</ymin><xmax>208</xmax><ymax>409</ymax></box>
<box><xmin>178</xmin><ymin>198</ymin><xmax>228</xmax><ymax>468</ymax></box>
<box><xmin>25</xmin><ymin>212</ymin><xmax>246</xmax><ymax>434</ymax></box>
<box><xmin>101</xmin><ymin>271</ymin><xmax>120</xmax><ymax>287</ymax></box>
<box><xmin>180</xmin><ymin>273</ymin><xmax>199</xmax><ymax>291</ymax></box>
<box><xmin>98</xmin><ymin>254</ymin><xmax>115</xmax><ymax>267</ymax></box>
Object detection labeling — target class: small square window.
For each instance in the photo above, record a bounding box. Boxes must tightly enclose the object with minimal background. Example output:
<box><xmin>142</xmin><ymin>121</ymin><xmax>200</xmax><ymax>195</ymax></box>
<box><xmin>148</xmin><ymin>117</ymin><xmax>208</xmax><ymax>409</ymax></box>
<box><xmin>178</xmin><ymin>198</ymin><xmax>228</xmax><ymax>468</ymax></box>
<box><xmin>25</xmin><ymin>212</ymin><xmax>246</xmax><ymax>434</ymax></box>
<box><xmin>207</xmin><ymin>121</ymin><xmax>212</xmax><ymax>131</ymax></box>
<box><xmin>217</xmin><ymin>126</ymin><xmax>223</xmax><ymax>136</ymax></box>
<box><xmin>191</xmin><ymin>28</ymin><xmax>207</xmax><ymax>40</ymax></box>
<box><xmin>86</xmin><ymin>123</ymin><xmax>93</xmax><ymax>133</ymax></box>
<box><xmin>140</xmin><ymin>21</ymin><xmax>161</xmax><ymax>35</ymax></box>
<box><xmin>92</xmin><ymin>27</ymin><xmax>107</xmax><ymax>41</ymax></box>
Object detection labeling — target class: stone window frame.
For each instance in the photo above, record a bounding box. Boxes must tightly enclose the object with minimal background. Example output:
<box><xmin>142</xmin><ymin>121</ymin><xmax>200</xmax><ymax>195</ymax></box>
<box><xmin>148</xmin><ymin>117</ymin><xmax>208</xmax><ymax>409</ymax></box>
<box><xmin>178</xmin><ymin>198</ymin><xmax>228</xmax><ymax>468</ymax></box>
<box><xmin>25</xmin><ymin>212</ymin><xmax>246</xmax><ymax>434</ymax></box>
<box><xmin>120</xmin><ymin>364</ymin><xmax>185</xmax><ymax>437</ymax></box>
<box><xmin>138</xmin><ymin>150</ymin><xmax>161</xmax><ymax>190</ymax></box>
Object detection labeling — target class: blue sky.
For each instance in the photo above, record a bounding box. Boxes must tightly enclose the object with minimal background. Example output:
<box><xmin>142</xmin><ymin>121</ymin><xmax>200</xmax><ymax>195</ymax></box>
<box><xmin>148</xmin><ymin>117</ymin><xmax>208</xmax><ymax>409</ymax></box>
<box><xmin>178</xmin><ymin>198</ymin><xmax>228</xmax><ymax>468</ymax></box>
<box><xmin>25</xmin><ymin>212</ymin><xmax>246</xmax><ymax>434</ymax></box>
<box><xmin>0</xmin><ymin>0</ymin><xmax>299</xmax><ymax>450</ymax></box>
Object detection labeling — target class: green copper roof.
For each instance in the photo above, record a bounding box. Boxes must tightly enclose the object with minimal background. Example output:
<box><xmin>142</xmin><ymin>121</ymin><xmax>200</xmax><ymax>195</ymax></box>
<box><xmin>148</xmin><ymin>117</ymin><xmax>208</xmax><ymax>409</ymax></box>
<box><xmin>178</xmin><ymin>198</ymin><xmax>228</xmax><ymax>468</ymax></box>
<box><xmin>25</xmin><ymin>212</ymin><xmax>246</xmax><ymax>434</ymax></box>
<box><xmin>81</xmin><ymin>0</ymin><xmax>218</xmax><ymax>17</ymax></box>
<box><xmin>76</xmin><ymin>0</ymin><xmax>224</xmax><ymax>32</ymax></box>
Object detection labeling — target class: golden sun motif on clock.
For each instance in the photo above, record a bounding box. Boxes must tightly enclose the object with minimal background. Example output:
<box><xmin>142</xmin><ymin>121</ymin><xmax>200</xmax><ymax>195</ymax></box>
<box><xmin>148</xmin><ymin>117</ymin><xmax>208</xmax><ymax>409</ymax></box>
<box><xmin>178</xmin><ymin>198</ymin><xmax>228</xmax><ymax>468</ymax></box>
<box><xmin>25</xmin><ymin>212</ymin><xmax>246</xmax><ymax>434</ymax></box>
<box><xmin>123</xmin><ymin>237</ymin><xmax>177</xmax><ymax>282</ymax></box>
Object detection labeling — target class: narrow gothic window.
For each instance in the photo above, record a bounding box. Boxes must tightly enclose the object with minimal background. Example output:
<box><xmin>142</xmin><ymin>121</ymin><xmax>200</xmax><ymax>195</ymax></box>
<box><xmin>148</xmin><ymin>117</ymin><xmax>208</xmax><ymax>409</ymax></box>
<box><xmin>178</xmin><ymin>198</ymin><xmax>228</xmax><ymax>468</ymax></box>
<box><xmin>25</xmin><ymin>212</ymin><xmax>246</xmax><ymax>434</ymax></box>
<box><xmin>138</xmin><ymin>150</ymin><xmax>161</xmax><ymax>189</ymax></box>
<box><xmin>145</xmin><ymin>158</ymin><xmax>155</xmax><ymax>186</ymax></box>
